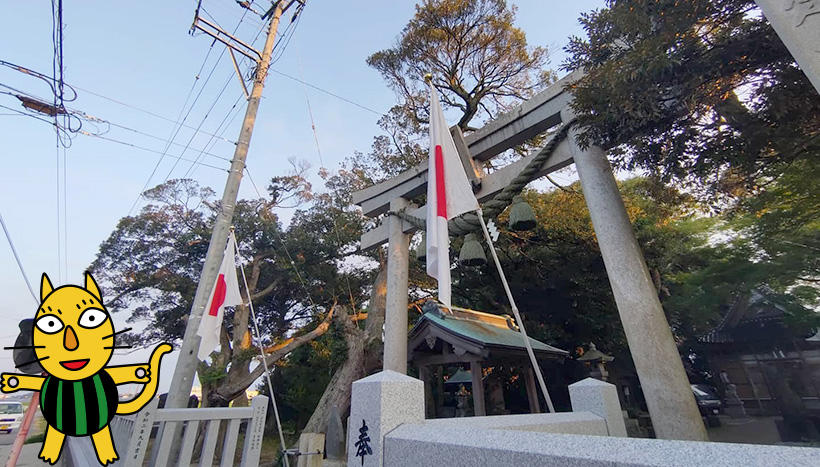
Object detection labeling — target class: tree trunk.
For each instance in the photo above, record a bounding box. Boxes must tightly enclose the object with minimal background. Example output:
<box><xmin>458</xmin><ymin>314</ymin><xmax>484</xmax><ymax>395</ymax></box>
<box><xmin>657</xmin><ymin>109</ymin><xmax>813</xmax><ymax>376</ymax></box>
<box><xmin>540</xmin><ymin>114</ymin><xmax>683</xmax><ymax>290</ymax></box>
<box><xmin>301</xmin><ymin>267</ymin><xmax>387</xmax><ymax>433</ymax></box>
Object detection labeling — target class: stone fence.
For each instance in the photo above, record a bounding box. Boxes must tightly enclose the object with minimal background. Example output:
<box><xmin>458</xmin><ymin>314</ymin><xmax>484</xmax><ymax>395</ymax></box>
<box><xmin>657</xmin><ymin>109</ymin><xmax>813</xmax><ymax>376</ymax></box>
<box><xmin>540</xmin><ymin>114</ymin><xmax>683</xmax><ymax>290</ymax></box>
<box><xmin>343</xmin><ymin>370</ymin><xmax>819</xmax><ymax>467</ymax></box>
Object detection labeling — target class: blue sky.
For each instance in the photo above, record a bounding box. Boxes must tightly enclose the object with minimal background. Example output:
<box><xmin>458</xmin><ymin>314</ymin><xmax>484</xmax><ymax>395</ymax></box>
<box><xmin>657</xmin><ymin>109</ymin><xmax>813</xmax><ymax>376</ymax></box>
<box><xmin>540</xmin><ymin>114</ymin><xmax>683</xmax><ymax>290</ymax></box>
<box><xmin>0</xmin><ymin>0</ymin><xmax>605</xmax><ymax>387</ymax></box>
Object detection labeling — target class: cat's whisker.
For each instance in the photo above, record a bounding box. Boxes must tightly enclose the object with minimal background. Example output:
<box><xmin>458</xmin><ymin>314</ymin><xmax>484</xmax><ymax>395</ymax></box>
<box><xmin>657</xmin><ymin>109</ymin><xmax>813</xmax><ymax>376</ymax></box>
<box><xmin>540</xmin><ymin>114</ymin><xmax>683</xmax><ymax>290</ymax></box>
<box><xmin>15</xmin><ymin>355</ymin><xmax>48</xmax><ymax>368</ymax></box>
<box><xmin>3</xmin><ymin>345</ymin><xmax>45</xmax><ymax>350</ymax></box>
<box><xmin>104</xmin><ymin>345</ymin><xmax>132</xmax><ymax>350</ymax></box>
<box><xmin>101</xmin><ymin>327</ymin><xmax>132</xmax><ymax>340</ymax></box>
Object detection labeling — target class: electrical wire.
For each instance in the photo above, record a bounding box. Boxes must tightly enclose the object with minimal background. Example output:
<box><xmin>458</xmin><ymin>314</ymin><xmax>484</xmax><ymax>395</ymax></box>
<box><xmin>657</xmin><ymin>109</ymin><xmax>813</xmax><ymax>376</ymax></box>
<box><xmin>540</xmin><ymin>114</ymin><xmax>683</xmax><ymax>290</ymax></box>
<box><xmin>126</xmin><ymin>4</ymin><xmax>254</xmax><ymax>216</ymax></box>
<box><xmin>182</xmin><ymin>92</ymin><xmax>246</xmax><ymax>180</ymax></box>
<box><xmin>77</xmin><ymin>111</ymin><xmax>233</xmax><ymax>164</ymax></box>
<box><xmin>79</xmin><ymin>131</ymin><xmax>229</xmax><ymax>172</ymax></box>
<box><xmin>267</xmin><ymin>68</ymin><xmax>382</xmax><ymax>116</ymax></box>
<box><xmin>0</xmin><ymin>103</ymin><xmax>229</xmax><ymax>173</ymax></box>
<box><xmin>71</xmin><ymin>85</ymin><xmax>236</xmax><ymax>143</ymax></box>
<box><xmin>158</xmin><ymin>70</ymin><xmax>237</xmax><ymax>183</ymax></box>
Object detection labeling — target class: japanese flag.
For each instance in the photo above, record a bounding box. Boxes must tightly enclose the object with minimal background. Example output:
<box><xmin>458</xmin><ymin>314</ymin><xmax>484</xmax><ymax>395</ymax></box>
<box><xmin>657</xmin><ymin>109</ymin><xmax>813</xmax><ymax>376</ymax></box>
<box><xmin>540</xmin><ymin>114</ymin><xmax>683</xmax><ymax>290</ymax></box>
<box><xmin>426</xmin><ymin>82</ymin><xmax>479</xmax><ymax>309</ymax></box>
<box><xmin>197</xmin><ymin>235</ymin><xmax>243</xmax><ymax>360</ymax></box>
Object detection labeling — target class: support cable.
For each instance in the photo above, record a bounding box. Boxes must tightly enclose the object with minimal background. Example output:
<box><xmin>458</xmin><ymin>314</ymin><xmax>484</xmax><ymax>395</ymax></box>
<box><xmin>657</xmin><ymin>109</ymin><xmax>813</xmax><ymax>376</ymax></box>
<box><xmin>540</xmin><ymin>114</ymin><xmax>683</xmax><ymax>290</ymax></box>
<box><xmin>0</xmin><ymin>211</ymin><xmax>38</xmax><ymax>304</ymax></box>
<box><xmin>232</xmin><ymin>229</ymin><xmax>290</xmax><ymax>467</ymax></box>
<box><xmin>295</xmin><ymin>49</ymin><xmax>358</xmax><ymax>313</ymax></box>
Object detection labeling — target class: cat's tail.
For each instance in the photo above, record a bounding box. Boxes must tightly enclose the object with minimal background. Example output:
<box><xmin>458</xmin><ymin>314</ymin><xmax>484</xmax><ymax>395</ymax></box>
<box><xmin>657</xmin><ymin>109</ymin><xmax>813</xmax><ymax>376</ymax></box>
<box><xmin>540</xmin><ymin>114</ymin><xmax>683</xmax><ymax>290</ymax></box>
<box><xmin>116</xmin><ymin>343</ymin><xmax>172</xmax><ymax>415</ymax></box>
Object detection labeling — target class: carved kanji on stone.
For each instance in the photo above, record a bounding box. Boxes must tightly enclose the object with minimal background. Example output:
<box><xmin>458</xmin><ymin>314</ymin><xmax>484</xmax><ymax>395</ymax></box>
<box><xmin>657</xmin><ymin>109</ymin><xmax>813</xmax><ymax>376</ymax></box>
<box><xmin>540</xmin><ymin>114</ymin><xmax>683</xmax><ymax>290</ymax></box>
<box><xmin>354</xmin><ymin>419</ymin><xmax>372</xmax><ymax>465</ymax></box>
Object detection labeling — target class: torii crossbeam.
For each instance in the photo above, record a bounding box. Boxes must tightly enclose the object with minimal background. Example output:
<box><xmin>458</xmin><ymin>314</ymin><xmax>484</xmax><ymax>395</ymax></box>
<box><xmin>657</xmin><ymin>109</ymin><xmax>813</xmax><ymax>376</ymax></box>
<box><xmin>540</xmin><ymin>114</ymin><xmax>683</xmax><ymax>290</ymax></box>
<box><xmin>352</xmin><ymin>70</ymin><xmax>707</xmax><ymax>441</ymax></box>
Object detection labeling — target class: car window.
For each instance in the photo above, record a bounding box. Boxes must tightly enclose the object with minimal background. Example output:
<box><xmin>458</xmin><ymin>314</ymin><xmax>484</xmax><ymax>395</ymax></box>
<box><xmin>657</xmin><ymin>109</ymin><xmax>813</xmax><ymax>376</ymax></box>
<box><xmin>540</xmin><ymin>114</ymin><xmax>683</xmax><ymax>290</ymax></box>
<box><xmin>0</xmin><ymin>403</ymin><xmax>22</xmax><ymax>414</ymax></box>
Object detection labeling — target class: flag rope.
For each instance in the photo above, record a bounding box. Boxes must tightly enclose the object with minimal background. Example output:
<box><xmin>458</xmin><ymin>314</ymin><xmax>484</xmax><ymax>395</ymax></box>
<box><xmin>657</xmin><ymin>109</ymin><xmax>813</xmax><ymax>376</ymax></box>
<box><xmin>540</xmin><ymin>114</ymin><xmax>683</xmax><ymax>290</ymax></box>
<box><xmin>232</xmin><ymin>230</ymin><xmax>290</xmax><ymax>467</ymax></box>
<box><xmin>476</xmin><ymin>209</ymin><xmax>556</xmax><ymax>413</ymax></box>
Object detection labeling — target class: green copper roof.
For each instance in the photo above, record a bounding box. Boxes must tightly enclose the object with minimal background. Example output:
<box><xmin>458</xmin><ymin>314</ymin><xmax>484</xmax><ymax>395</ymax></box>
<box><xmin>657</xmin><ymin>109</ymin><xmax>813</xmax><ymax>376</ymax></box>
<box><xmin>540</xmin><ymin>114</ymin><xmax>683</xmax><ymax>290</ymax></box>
<box><xmin>418</xmin><ymin>308</ymin><xmax>567</xmax><ymax>356</ymax></box>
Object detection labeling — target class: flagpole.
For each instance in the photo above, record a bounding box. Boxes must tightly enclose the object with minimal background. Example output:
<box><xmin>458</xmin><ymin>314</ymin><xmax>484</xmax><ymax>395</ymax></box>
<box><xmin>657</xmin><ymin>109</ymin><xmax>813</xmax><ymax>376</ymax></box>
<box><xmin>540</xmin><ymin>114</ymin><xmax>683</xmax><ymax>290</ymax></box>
<box><xmin>232</xmin><ymin>229</ymin><xmax>290</xmax><ymax>467</ymax></box>
<box><xmin>476</xmin><ymin>209</ymin><xmax>556</xmax><ymax>413</ymax></box>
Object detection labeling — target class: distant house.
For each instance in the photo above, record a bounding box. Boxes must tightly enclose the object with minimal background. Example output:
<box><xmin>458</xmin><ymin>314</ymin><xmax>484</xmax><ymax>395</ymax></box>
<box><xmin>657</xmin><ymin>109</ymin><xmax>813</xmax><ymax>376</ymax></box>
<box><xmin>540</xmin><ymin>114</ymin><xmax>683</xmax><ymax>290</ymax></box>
<box><xmin>699</xmin><ymin>289</ymin><xmax>820</xmax><ymax>416</ymax></box>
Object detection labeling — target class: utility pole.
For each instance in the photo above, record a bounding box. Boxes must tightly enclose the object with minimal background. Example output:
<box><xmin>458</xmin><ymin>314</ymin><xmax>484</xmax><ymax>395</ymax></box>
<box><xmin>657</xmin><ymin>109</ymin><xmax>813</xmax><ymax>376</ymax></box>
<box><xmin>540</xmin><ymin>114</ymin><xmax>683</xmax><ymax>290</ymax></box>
<box><xmin>165</xmin><ymin>0</ymin><xmax>292</xmax><ymax>412</ymax></box>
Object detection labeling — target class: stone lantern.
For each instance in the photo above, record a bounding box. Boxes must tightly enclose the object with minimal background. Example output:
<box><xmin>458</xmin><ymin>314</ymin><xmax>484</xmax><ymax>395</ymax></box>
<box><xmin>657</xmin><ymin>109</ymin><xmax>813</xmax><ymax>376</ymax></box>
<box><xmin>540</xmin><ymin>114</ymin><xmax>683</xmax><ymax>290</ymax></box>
<box><xmin>577</xmin><ymin>342</ymin><xmax>614</xmax><ymax>382</ymax></box>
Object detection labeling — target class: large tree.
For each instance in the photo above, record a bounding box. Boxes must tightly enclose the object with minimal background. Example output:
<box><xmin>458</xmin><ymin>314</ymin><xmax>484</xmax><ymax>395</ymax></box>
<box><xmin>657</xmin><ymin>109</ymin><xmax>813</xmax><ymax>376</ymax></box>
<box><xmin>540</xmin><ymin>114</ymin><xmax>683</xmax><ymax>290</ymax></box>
<box><xmin>91</xmin><ymin>175</ymin><xmax>370</xmax><ymax>407</ymax></box>
<box><xmin>368</xmin><ymin>0</ymin><xmax>549</xmax><ymax>131</ymax></box>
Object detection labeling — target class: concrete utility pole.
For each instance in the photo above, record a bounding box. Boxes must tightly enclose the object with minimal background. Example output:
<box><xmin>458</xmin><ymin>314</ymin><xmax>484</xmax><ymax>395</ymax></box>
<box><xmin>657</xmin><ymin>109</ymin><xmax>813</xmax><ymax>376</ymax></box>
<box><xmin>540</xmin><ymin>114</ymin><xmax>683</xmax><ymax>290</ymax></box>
<box><xmin>165</xmin><ymin>0</ymin><xmax>288</xmax><ymax>411</ymax></box>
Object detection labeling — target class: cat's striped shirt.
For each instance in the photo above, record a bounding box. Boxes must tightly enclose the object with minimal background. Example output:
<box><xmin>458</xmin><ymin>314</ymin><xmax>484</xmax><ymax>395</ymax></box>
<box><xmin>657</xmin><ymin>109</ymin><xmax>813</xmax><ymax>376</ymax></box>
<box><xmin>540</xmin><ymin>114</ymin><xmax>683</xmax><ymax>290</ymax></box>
<box><xmin>39</xmin><ymin>371</ymin><xmax>118</xmax><ymax>436</ymax></box>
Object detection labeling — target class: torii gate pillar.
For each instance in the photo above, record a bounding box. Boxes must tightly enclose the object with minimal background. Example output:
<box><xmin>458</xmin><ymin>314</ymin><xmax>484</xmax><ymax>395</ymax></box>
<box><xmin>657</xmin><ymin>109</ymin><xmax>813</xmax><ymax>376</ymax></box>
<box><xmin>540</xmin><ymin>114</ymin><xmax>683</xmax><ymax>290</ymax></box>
<box><xmin>569</xmin><ymin>129</ymin><xmax>708</xmax><ymax>441</ymax></box>
<box><xmin>384</xmin><ymin>197</ymin><xmax>411</xmax><ymax>373</ymax></box>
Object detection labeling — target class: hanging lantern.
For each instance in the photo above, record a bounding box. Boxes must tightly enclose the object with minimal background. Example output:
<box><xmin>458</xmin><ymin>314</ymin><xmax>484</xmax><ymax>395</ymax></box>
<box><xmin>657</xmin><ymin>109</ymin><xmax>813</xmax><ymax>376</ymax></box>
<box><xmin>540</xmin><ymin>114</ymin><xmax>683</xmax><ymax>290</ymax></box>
<box><xmin>415</xmin><ymin>232</ymin><xmax>427</xmax><ymax>262</ymax></box>
<box><xmin>509</xmin><ymin>195</ymin><xmax>537</xmax><ymax>231</ymax></box>
<box><xmin>459</xmin><ymin>233</ymin><xmax>487</xmax><ymax>267</ymax></box>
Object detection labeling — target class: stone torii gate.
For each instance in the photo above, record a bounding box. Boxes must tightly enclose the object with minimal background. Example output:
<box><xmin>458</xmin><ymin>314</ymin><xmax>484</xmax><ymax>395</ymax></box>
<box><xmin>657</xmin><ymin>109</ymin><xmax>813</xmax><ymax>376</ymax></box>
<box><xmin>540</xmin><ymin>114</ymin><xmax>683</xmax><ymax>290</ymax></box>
<box><xmin>351</xmin><ymin>70</ymin><xmax>707</xmax><ymax>441</ymax></box>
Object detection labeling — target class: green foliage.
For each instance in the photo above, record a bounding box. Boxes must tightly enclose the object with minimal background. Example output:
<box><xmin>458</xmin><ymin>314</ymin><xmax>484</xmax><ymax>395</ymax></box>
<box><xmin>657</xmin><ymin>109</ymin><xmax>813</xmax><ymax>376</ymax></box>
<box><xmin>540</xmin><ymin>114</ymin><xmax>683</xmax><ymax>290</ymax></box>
<box><xmin>264</xmin><ymin>320</ymin><xmax>350</xmax><ymax>430</ymax></box>
<box><xmin>561</xmin><ymin>0</ymin><xmax>819</xmax><ymax>348</ymax></box>
<box><xmin>450</xmin><ymin>178</ymin><xmax>710</xmax><ymax>354</ymax></box>
<box><xmin>368</xmin><ymin>0</ymin><xmax>549</xmax><ymax>130</ymax></box>
<box><xmin>564</xmin><ymin>0</ymin><xmax>819</xmax><ymax>204</ymax></box>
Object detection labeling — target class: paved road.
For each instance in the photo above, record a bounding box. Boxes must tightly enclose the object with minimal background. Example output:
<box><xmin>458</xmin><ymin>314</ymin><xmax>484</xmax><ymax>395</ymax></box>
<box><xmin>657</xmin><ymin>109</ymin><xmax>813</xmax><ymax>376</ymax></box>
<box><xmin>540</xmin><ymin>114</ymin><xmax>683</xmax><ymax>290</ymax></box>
<box><xmin>0</xmin><ymin>429</ymin><xmax>17</xmax><ymax>445</ymax></box>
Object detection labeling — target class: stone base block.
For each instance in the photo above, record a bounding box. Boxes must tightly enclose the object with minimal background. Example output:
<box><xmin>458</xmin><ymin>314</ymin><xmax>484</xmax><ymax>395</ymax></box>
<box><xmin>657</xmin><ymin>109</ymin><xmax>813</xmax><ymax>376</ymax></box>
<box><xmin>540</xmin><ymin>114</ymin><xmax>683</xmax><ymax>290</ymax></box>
<box><xmin>346</xmin><ymin>370</ymin><xmax>424</xmax><ymax>467</ymax></box>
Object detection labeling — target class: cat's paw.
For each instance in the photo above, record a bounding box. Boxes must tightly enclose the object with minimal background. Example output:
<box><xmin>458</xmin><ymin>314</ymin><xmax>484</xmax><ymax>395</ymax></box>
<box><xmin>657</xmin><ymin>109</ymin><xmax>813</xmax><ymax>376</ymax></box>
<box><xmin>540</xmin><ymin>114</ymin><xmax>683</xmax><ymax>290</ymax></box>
<box><xmin>0</xmin><ymin>373</ymin><xmax>20</xmax><ymax>393</ymax></box>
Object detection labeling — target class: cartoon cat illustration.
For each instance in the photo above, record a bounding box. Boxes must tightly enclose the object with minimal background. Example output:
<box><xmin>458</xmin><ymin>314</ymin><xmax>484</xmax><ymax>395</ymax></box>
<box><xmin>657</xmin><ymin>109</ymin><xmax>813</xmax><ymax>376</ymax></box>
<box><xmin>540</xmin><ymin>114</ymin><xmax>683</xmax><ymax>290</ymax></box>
<box><xmin>1</xmin><ymin>272</ymin><xmax>172</xmax><ymax>465</ymax></box>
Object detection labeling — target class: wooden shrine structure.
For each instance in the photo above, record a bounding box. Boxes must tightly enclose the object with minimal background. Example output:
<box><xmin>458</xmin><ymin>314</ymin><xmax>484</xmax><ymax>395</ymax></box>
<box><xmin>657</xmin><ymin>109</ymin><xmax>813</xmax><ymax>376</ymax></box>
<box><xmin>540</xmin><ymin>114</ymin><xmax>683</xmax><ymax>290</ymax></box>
<box><xmin>409</xmin><ymin>302</ymin><xmax>567</xmax><ymax>417</ymax></box>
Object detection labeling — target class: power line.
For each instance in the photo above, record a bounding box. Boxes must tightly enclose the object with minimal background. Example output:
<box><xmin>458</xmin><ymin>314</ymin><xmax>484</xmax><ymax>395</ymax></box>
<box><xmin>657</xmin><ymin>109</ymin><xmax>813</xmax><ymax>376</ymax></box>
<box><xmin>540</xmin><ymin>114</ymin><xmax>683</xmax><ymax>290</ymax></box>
<box><xmin>127</xmin><ymin>5</ymin><xmax>257</xmax><ymax>216</ymax></box>
<box><xmin>182</xmin><ymin>92</ymin><xmax>246</xmax><ymax>180</ymax></box>
<box><xmin>79</xmin><ymin>131</ymin><xmax>229</xmax><ymax>173</ymax></box>
<box><xmin>72</xmin><ymin>85</ymin><xmax>236</xmax><ymax>144</ymax></box>
<box><xmin>268</xmin><ymin>68</ymin><xmax>382</xmax><ymax>116</ymax></box>
<box><xmin>78</xmin><ymin>112</ymin><xmax>233</xmax><ymax>164</ymax></box>
<box><xmin>127</xmin><ymin>52</ymin><xmax>232</xmax><ymax>216</ymax></box>
<box><xmin>0</xmin><ymin>103</ymin><xmax>229</xmax><ymax>173</ymax></box>
<box><xmin>158</xmin><ymin>71</ymin><xmax>237</xmax><ymax>183</ymax></box>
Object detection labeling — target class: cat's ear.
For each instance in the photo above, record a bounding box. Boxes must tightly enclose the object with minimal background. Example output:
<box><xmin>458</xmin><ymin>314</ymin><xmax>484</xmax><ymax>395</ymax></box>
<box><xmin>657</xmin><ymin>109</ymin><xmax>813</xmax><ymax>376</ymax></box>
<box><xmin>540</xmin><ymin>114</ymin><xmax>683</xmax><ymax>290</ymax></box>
<box><xmin>84</xmin><ymin>271</ymin><xmax>103</xmax><ymax>302</ymax></box>
<box><xmin>40</xmin><ymin>273</ymin><xmax>53</xmax><ymax>302</ymax></box>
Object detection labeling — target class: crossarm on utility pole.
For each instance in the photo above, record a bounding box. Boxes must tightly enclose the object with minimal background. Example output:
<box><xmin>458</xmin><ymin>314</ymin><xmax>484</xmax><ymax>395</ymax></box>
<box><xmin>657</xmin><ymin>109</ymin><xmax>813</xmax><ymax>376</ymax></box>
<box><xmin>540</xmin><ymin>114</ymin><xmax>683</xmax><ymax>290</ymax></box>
<box><xmin>165</xmin><ymin>0</ymin><xmax>288</xmax><ymax>416</ymax></box>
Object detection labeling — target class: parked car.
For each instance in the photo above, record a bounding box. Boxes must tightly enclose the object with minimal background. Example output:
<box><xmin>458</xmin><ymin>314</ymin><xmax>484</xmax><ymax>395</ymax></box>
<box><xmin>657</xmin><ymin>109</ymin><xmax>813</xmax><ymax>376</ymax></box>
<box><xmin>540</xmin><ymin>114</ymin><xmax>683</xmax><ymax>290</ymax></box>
<box><xmin>0</xmin><ymin>401</ymin><xmax>24</xmax><ymax>433</ymax></box>
<box><xmin>691</xmin><ymin>384</ymin><xmax>722</xmax><ymax>427</ymax></box>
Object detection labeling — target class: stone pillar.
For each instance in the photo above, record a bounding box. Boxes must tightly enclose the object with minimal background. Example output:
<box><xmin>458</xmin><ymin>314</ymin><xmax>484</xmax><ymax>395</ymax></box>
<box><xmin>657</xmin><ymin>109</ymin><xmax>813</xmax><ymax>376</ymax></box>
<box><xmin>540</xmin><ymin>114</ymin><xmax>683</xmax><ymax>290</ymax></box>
<box><xmin>569</xmin><ymin>377</ymin><xmax>628</xmax><ymax>437</ymax></box>
<box><xmin>384</xmin><ymin>197</ymin><xmax>411</xmax><ymax>373</ymax></box>
<box><xmin>347</xmin><ymin>370</ymin><xmax>425</xmax><ymax>467</ymax></box>
<box><xmin>470</xmin><ymin>361</ymin><xmax>486</xmax><ymax>416</ymax></box>
<box><xmin>524</xmin><ymin>367</ymin><xmax>541</xmax><ymax>414</ymax></box>
<box><xmin>754</xmin><ymin>0</ymin><xmax>820</xmax><ymax>93</ymax></box>
<box><xmin>569</xmin><ymin>134</ymin><xmax>707</xmax><ymax>441</ymax></box>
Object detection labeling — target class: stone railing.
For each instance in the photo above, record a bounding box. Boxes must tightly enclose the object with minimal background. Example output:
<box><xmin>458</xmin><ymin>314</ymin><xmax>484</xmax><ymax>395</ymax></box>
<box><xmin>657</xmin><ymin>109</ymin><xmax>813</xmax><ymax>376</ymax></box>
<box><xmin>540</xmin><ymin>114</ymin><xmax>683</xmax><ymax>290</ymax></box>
<box><xmin>64</xmin><ymin>395</ymin><xmax>268</xmax><ymax>467</ymax></box>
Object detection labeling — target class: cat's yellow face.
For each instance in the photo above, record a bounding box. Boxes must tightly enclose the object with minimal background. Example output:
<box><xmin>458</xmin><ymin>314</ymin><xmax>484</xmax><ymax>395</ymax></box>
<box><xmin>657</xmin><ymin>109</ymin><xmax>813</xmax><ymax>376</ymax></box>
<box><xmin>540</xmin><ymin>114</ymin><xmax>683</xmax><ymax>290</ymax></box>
<box><xmin>33</xmin><ymin>273</ymin><xmax>114</xmax><ymax>380</ymax></box>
